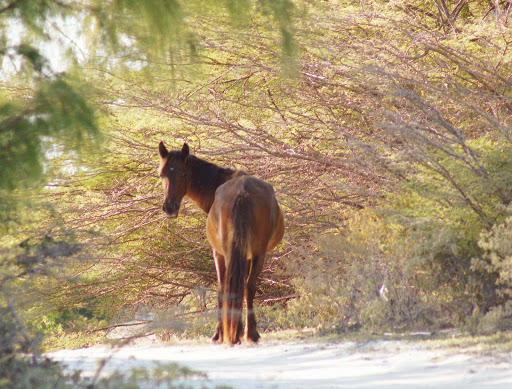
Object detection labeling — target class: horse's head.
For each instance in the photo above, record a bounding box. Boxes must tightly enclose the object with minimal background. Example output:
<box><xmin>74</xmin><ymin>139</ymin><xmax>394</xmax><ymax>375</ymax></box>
<box><xmin>158</xmin><ymin>141</ymin><xmax>190</xmax><ymax>218</ymax></box>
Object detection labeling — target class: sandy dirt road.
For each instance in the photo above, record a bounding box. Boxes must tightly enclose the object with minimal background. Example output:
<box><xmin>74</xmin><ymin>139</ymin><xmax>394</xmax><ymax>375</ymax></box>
<box><xmin>48</xmin><ymin>337</ymin><xmax>512</xmax><ymax>388</ymax></box>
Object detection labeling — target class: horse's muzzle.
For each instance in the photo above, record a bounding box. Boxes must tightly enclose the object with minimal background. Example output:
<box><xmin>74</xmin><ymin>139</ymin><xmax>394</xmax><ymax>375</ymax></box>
<box><xmin>162</xmin><ymin>202</ymin><xmax>180</xmax><ymax>218</ymax></box>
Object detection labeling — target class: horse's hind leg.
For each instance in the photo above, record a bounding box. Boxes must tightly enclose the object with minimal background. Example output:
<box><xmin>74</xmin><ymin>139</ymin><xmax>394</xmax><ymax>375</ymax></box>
<box><xmin>211</xmin><ymin>250</ymin><xmax>226</xmax><ymax>343</ymax></box>
<box><xmin>245</xmin><ymin>254</ymin><xmax>264</xmax><ymax>343</ymax></box>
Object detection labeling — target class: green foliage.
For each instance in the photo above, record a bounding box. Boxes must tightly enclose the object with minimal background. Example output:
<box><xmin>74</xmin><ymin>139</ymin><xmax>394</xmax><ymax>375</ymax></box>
<box><xmin>477</xmin><ymin>217</ymin><xmax>512</xmax><ymax>300</ymax></box>
<box><xmin>278</xmin><ymin>209</ymin><xmax>438</xmax><ymax>332</ymax></box>
<box><xmin>275</xmin><ymin>133</ymin><xmax>512</xmax><ymax>332</ymax></box>
<box><xmin>0</xmin><ymin>73</ymin><xmax>99</xmax><ymax>190</ymax></box>
<box><xmin>471</xmin><ymin>301</ymin><xmax>512</xmax><ymax>334</ymax></box>
<box><xmin>0</xmin><ymin>355</ymin><xmax>69</xmax><ymax>389</ymax></box>
<box><xmin>391</xmin><ymin>138</ymin><xmax>512</xmax><ymax>316</ymax></box>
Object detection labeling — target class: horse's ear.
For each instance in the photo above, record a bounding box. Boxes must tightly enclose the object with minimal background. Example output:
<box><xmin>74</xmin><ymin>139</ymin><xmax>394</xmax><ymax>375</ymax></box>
<box><xmin>181</xmin><ymin>143</ymin><xmax>189</xmax><ymax>160</ymax></box>
<box><xmin>159</xmin><ymin>141</ymin><xmax>168</xmax><ymax>159</ymax></box>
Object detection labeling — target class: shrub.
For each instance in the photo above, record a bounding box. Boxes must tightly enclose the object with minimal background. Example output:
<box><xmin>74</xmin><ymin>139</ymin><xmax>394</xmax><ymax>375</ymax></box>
<box><xmin>477</xmin><ymin>217</ymin><xmax>512</xmax><ymax>300</ymax></box>
<box><xmin>281</xmin><ymin>210</ymin><xmax>440</xmax><ymax>332</ymax></box>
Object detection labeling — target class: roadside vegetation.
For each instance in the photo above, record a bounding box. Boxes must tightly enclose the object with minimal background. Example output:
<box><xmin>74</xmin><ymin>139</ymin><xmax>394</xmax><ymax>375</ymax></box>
<box><xmin>2</xmin><ymin>0</ymin><xmax>512</xmax><ymax>387</ymax></box>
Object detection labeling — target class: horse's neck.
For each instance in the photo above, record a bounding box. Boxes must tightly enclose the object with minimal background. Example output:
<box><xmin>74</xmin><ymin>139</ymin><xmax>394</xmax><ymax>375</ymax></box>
<box><xmin>186</xmin><ymin>156</ymin><xmax>238</xmax><ymax>214</ymax></box>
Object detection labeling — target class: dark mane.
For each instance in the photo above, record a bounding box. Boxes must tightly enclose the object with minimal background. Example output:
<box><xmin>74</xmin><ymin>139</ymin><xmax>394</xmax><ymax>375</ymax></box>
<box><xmin>187</xmin><ymin>155</ymin><xmax>242</xmax><ymax>213</ymax></box>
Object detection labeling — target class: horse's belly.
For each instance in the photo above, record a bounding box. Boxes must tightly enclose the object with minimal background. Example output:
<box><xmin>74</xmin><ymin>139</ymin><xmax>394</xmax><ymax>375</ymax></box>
<box><xmin>206</xmin><ymin>212</ymin><xmax>225</xmax><ymax>254</ymax></box>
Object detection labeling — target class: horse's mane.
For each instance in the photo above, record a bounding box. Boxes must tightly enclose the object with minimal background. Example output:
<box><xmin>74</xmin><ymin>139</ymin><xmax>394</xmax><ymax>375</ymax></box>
<box><xmin>187</xmin><ymin>155</ymin><xmax>242</xmax><ymax>212</ymax></box>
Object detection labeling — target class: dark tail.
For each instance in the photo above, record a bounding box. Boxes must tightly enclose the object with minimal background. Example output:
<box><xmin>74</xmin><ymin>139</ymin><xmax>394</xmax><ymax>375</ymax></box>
<box><xmin>222</xmin><ymin>193</ymin><xmax>251</xmax><ymax>344</ymax></box>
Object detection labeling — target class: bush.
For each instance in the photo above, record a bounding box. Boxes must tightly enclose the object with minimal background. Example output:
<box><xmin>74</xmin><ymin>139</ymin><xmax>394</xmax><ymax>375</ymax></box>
<box><xmin>283</xmin><ymin>144</ymin><xmax>512</xmax><ymax>333</ymax></box>
<box><xmin>477</xmin><ymin>217</ymin><xmax>512</xmax><ymax>299</ymax></box>
<box><xmin>281</xmin><ymin>210</ymin><xmax>440</xmax><ymax>332</ymax></box>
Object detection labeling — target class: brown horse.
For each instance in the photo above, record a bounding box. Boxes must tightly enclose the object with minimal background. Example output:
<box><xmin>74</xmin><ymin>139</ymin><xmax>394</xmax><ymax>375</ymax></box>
<box><xmin>158</xmin><ymin>142</ymin><xmax>284</xmax><ymax>344</ymax></box>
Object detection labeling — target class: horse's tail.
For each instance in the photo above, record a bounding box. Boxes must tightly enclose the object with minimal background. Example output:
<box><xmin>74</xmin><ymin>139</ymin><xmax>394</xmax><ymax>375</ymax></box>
<box><xmin>222</xmin><ymin>192</ymin><xmax>251</xmax><ymax>344</ymax></box>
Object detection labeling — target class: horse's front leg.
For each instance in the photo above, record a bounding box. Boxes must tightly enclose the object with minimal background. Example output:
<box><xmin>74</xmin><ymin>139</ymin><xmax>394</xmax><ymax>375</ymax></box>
<box><xmin>211</xmin><ymin>250</ymin><xmax>226</xmax><ymax>343</ymax></box>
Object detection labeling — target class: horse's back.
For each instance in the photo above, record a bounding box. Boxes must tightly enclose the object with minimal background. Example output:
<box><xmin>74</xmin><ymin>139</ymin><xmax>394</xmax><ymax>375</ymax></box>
<box><xmin>206</xmin><ymin>175</ymin><xmax>284</xmax><ymax>257</ymax></box>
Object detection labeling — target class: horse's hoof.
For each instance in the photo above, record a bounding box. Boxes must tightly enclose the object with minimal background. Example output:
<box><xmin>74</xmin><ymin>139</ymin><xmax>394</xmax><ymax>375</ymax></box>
<box><xmin>211</xmin><ymin>333</ymin><xmax>221</xmax><ymax>343</ymax></box>
<box><xmin>245</xmin><ymin>331</ymin><xmax>260</xmax><ymax>343</ymax></box>
<box><xmin>231</xmin><ymin>338</ymin><xmax>242</xmax><ymax>346</ymax></box>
